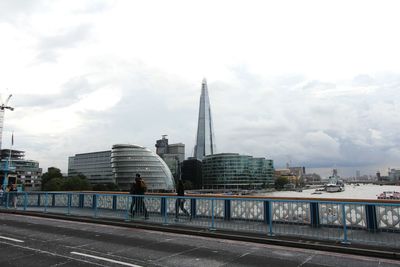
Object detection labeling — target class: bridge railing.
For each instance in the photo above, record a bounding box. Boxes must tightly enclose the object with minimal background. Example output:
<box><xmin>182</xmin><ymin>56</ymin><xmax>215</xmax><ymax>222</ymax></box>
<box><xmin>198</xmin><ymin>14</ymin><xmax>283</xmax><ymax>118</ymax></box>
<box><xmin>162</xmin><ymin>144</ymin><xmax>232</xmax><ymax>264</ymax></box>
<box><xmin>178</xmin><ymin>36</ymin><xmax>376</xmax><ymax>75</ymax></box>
<box><xmin>1</xmin><ymin>192</ymin><xmax>399</xmax><ymax>248</ymax></box>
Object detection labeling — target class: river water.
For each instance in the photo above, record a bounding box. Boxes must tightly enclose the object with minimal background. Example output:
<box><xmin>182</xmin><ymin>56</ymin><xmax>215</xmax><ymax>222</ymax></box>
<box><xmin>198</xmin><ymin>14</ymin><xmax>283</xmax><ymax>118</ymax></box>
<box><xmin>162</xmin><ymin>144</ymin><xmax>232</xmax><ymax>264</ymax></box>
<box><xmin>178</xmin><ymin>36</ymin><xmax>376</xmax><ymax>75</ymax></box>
<box><xmin>259</xmin><ymin>184</ymin><xmax>400</xmax><ymax>199</ymax></box>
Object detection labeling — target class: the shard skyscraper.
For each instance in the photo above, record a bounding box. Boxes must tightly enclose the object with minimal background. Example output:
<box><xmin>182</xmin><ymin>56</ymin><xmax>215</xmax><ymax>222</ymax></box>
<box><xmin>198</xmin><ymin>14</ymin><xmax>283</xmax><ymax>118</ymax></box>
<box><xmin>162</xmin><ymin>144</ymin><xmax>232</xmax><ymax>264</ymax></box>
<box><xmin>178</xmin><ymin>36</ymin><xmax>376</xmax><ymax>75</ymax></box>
<box><xmin>194</xmin><ymin>78</ymin><xmax>216</xmax><ymax>160</ymax></box>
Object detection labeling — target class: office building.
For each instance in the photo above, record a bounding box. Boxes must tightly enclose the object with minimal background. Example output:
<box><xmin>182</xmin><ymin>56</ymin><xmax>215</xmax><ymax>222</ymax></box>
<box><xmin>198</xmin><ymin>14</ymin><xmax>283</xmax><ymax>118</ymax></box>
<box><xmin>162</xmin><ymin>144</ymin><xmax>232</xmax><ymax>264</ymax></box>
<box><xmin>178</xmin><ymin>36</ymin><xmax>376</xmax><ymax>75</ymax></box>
<box><xmin>202</xmin><ymin>153</ymin><xmax>274</xmax><ymax>189</ymax></box>
<box><xmin>194</xmin><ymin>78</ymin><xmax>216</xmax><ymax>160</ymax></box>
<box><xmin>155</xmin><ymin>135</ymin><xmax>185</xmax><ymax>180</ymax></box>
<box><xmin>181</xmin><ymin>158</ymin><xmax>203</xmax><ymax>189</ymax></box>
<box><xmin>68</xmin><ymin>151</ymin><xmax>113</xmax><ymax>185</ymax></box>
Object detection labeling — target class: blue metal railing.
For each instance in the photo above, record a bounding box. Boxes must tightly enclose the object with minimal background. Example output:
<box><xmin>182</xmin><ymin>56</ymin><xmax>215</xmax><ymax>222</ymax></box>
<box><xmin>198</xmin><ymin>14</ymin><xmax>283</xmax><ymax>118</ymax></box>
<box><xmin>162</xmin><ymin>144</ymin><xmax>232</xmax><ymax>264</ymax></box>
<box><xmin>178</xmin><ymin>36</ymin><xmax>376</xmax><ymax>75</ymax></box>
<box><xmin>0</xmin><ymin>192</ymin><xmax>399</xmax><ymax>248</ymax></box>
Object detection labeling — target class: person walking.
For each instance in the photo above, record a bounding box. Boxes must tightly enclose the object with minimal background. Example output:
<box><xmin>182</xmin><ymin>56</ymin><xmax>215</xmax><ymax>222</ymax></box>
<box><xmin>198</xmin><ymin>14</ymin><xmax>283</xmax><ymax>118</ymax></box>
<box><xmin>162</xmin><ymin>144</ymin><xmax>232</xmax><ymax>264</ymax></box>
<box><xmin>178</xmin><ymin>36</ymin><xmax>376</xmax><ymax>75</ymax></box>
<box><xmin>175</xmin><ymin>180</ymin><xmax>190</xmax><ymax>221</ymax></box>
<box><xmin>129</xmin><ymin>173</ymin><xmax>149</xmax><ymax>219</ymax></box>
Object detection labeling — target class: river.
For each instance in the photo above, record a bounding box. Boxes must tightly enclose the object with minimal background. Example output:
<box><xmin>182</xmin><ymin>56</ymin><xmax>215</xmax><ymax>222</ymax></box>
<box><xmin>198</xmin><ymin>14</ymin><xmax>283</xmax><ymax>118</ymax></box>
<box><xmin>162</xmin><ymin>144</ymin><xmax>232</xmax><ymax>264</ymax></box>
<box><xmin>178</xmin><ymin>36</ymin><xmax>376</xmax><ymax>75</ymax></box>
<box><xmin>258</xmin><ymin>184</ymin><xmax>400</xmax><ymax>199</ymax></box>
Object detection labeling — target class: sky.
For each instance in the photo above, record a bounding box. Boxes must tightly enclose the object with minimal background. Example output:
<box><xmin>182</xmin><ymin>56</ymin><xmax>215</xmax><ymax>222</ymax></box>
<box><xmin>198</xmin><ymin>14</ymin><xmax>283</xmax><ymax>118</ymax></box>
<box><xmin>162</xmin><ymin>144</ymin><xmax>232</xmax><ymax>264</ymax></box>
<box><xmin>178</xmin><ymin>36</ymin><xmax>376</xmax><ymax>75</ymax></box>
<box><xmin>1</xmin><ymin>0</ymin><xmax>400</xmax><ymax>178</ymax></box>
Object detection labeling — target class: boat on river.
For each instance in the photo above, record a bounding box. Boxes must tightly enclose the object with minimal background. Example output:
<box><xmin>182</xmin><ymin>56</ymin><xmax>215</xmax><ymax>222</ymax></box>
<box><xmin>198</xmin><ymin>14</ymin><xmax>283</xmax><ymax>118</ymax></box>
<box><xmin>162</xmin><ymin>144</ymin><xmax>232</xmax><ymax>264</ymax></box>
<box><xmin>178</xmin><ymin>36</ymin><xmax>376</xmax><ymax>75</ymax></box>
<box><xmin>325</xmin><ymin>169</ymin><xmax>345</xmax><ymax>193</ymax></box>
<box><xmin>377</xmin><ymin>191</ymin><xmax>400</xmax><ymax>200</ymax></box>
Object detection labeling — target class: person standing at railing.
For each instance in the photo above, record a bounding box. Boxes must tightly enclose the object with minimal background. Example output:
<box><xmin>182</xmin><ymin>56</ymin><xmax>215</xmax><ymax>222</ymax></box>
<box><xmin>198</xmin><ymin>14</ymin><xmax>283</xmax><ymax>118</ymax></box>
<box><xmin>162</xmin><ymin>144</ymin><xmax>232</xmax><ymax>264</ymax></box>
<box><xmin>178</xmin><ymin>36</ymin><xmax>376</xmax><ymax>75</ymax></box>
<box><xmin>129</xmin><ymin>173</ymin><xmax>149</xmax><ymax>219</ymax></box>
<box><xmin>175</xmin><ymin>180</ymin><xmax>191</xmax><ymax>221</ymax></box>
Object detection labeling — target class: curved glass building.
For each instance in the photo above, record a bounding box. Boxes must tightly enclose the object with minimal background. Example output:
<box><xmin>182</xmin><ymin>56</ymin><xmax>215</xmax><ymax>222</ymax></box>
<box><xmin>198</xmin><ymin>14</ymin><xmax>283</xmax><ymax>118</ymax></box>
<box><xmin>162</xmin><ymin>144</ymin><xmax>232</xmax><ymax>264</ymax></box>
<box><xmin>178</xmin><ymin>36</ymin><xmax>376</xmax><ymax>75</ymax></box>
<box><xmin>111</xmin><ymin>144</ymin><xmax>175</xmax><ymax>191</ymax></box>
<box><xmin>202</xmin><ymin>153</ymin><xmax>274</xmax><ymax>189</ymax></box>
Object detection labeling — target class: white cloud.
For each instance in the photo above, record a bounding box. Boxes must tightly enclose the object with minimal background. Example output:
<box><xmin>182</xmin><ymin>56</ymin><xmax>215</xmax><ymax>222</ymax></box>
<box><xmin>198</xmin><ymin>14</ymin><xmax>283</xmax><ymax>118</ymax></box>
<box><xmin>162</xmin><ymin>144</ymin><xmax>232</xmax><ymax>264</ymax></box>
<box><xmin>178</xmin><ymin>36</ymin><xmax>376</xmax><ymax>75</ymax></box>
<box><xmin>1</xmin><ymin>0</ymin><xmax>400</xmax><ymax>177</ymax></box>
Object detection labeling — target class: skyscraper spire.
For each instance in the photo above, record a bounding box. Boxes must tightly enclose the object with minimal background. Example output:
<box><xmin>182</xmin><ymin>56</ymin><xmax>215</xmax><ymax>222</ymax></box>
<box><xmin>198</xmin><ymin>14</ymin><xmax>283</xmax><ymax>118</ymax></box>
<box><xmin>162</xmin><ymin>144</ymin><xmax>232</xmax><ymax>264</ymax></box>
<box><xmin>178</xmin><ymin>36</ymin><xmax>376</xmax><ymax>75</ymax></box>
<box><xmin>194</xmin><ymin>78</ymin><xmax>216</xmax><ymax>160</ymax></box>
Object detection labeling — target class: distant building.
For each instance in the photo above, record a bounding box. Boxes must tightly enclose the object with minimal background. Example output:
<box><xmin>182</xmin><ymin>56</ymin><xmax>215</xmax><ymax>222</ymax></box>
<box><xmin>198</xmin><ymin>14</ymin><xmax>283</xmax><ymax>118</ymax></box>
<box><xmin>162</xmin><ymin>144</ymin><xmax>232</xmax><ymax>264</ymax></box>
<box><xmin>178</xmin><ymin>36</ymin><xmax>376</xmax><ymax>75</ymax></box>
<box><xmin>181</xmin><ymin>158</ymin><xmax>202</xmax><ymax>189</ymax></box>
<box><xmin>202</xmin><ymin>153</ymin><xmax>274</xmax><ymax>189</ymax></box>
<box><xmin>275</xmin><ymin>169</ymin><xmax>298</xmax><ymax>185</ymax></box>
<box><xmin>111</xmin><ymin>144</ymin><xmax>175</xmax><ymax>191</ymax></box>
<box><xmin>68</xmin><ymin>150</ymin><xmax>113</xmax><ymax>185</ymax></box>
<box><xmin>0</xmin><ymin>149</ymin><xmax>42</xmax><ymax>191</ymax></box>
<box><xmin>155</xmin><ymin>135</ymin><xmax>185</xmax><ymax>180</ymax></box>
<box><xmin>388</xmin><ymin>168</ymin><xmax>400</xmax><ymax>182</ymax></box>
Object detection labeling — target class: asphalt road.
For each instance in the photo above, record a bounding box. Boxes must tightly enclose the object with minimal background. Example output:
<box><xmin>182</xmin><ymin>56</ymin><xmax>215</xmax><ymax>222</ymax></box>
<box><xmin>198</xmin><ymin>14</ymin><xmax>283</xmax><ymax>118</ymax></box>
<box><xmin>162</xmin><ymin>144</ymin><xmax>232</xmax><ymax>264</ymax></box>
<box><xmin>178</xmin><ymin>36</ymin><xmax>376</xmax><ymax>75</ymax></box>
<box><xmin>0</xmin><ymin>214</ymin><xmax>399</xmax><ymax>267</ymax></box>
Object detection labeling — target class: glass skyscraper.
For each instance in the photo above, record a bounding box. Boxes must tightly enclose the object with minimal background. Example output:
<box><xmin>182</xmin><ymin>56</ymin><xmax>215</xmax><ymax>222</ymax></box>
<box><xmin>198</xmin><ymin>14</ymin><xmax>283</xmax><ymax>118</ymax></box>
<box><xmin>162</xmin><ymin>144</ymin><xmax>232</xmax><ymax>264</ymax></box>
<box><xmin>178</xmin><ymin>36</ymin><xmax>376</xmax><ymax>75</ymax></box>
<box><xmin>194</xmin><ymin>78</ymin><xmax>216</xmax><ymax>160</ymax></box>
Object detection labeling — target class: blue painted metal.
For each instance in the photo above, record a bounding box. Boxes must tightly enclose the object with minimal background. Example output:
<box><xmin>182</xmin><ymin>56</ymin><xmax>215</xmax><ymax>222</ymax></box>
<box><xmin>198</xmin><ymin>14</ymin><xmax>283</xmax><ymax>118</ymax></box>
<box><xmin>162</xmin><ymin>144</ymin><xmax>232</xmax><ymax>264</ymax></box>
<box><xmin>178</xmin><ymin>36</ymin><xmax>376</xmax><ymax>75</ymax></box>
<box><xmin>4</xmin><ymin>192</ymin><xmax>400</xmax><ymax>248</ymax></box>
<box><xmin>112</xmin><ymin>195</ymin><xmax>117</xmax><ymax>210</ymax></box>
<box><xmin>161</xmin><ymin>197</ymin><xmax>167</xmax><ymax>224</ymax></box>
<box><xmin>365</xmin><ymin>204</ymin><xmax>377</xmax><ymax>232</ymax></box>
<box><xmin>23</xmin><ymin>193</ymin><xmax>27</xmax><ymax>211</ymax></box>
<box><xmin>341</xmin><ymin>204</ymin><xmax>349</xmax><ymax>244</ymax></box>
<box><xmin>190</xmin><ymin>198</ymin><xmax>196</xmax><ymax>219</ymax></box>
<box><xmin>94</xmin><ymin>194</ymin><xmax>98</xmax><ymax>218</ymax></box>
<box><xmin>310</xmin><ymin>202</ymin><xmax>320</xmax><ymax>228</ymax></box>
<box><xmin>210</xmin><ymin>198</ymin><xmax>215</xmax><ymax>230</ymax></box>
<box><xmin>224</xmin><ymin>199</ymin><xmax>231</xmax><ymax>220</ymax></box>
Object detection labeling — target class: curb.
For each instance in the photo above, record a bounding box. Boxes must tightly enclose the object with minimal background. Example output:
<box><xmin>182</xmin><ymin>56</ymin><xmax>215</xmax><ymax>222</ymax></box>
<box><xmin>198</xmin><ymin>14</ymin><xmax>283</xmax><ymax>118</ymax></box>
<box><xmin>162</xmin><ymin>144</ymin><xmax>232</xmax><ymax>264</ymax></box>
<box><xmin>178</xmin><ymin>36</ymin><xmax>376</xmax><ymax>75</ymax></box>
<box><xmin>2</xmin><ymin>209</ymin><xmax>399</xmax><ymax>260</ymax></box>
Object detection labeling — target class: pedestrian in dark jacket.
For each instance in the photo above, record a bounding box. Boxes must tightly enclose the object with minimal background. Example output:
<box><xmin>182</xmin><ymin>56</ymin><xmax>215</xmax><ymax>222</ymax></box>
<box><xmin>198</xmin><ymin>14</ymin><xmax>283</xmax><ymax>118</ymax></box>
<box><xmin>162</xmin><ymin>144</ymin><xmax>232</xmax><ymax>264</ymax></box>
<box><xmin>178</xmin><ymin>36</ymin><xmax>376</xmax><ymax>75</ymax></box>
<box><xmin>175</xmin><ymin>180</ymin><xmax>190</xmax><ymax>220</ymax></box>
<box><xmin>130</xmin><ymin>174</ymin><xmax>148</xmax><ymax>219</ymax></box>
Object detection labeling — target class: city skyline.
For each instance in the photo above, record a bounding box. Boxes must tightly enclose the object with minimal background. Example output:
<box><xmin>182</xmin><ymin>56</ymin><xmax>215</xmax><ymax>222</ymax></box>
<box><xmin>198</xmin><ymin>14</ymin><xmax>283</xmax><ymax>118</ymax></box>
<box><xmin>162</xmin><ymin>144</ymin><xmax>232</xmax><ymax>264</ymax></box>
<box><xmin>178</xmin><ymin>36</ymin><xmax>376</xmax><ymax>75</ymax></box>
<box><xmin>1</xmin><ymin>1</ymin><xmax>400</xmax><ymax>177</ymax></box>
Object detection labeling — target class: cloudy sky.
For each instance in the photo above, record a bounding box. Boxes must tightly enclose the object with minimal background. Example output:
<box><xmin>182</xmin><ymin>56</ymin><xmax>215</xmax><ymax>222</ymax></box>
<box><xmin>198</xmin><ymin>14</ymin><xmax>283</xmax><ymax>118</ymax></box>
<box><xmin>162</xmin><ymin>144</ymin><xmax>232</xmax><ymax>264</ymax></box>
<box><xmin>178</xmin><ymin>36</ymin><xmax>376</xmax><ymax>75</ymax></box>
<box><xmin>1</xmin><ymin>0</ymin><xmax>400</xmax><ymax>177</ymax></box>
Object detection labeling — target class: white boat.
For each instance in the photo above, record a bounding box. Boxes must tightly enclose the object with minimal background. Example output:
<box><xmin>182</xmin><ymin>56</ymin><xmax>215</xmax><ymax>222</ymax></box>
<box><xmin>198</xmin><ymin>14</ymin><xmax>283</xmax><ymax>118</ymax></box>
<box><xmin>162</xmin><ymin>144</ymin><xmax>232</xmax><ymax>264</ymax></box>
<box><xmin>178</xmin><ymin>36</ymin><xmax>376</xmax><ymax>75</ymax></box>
<box><xmin>377</xmin><ymin>191</ymin><xmax>400</xmax><ymax>200</ymax></box>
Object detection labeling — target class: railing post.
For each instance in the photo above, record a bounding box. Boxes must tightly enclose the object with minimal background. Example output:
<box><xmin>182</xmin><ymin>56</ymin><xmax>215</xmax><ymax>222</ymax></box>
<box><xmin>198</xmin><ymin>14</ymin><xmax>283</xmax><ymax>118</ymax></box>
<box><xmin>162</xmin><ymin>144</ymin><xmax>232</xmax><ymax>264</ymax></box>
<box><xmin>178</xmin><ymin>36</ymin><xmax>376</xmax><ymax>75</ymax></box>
<box><xmin>190</xmin><ymin>198</ymin><xmax>196</xmax><ymax>219</ymax></box>
<box><xmin>52</xmin><ymin>193</ymin><xmax>56</xmax><ymax>207</ymax></box>
<box><xmin>79</xmin><ymin>194</ymin><xmax>85</xmax><ymax>209</ymax></box>
<box><xmin>112</xmin><ymin>195</ymin><xmax>117</xmax><ymax>211</ymax></box>
<box><xmin>37</xmin><ymin>193</ymin><xmax>41</xmax><ymax>207</ymax></box>
<box><xmin>125</xmin><ymin>195</ymin><xmax>131</xmax><ymax>221</ymax></box>
<box><xmin>264</xmin><ymin>200</ymin><xmax>274</xmax><ymax>236</ymax></box>
<box><xmin>224</xmin><ymin>199</ymin><xmax>231</xmax><ymax>221</ymax></box>
<box><xmin>161</xmin><ymin>197</ymin><xmax>167</xmax><ymax>225</ymax></box>
<box><xmin>44</xmin><ymin>193</ymin><xmax>48</xmax><ymax>213</ymax></box>
<box><xmin>365</xmin><ymin>204</ymin><xmax>378</xmax><ymax>232</ymax></box>
<box><xmin>310</xmin><ymin>202</ymin><xmax>320</xmax><ymax>228</ymax></box>
<box><xmin>341</xmin><ymin>204</ymin><xmax>350</xmax><ymax>244</ymax></box>
<box><xmin>23</xmin><ymin>192</ymin><xmax>27</xmax><ymax>211</ymax></box>
<box><xmin>210</xmin><ymin>198</ymin><xmax>215</xmax><ymax>230</ymax></box>
<box><xmin>263</xmin><ymin>200</ymin><xmax>270</xmax><ymax>224</ymax></box>
<box><xmin>67</xmin><ymin>193</ymin><xmax>71</xmax><ymax>215</ymax></box>
<box><xmin>93</xmin><ymin>194</ymin><xmax>98</xmax><ymax>218</ymax></box>
<box><xmin>6</xmin><ymin>193</ymin><xmax>9</xmax><ymax>208</ymax></box>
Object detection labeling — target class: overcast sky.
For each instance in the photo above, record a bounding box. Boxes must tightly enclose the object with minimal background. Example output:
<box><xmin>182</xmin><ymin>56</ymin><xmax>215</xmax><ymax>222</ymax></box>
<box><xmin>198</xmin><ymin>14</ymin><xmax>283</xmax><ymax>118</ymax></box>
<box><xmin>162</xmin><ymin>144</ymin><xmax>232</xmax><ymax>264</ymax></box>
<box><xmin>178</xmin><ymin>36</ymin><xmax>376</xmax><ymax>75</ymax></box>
<box><xmin>1</xmin><ymin>0</ymin><xmax>400</xmax><ymax>177</ymax></box>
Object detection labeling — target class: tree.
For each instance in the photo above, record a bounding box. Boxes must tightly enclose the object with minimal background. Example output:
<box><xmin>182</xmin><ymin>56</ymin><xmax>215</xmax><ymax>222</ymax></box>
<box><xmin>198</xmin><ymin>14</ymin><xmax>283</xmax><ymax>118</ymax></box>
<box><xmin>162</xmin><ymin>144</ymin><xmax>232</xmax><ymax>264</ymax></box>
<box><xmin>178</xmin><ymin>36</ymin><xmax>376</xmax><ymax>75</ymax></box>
<box><xmin>183</xmin><ymin>180</ymin><xmax>193</xmax><ymax>190</ymax></box>
<box><xmin>275</xmin><ymin>176</ymin><xmax>290</xmax><ymax>190</ymax></box>
<box><xmin>43</xmin><ymin>177</ymin><xmax>64</xmax><ymax>191</ymax></box>
<box><xmin>92</xmin><ymin>183</ymin><xmax>119</xmax><ymax>191</ymax></box>
<box><xmin>62</xmin><ymin>175</ymin><xmax>91</xmax><ymax>191</ymax></box>
<box><xmin>41</xmin><ymin>167</ymin><xmax>63</xmax><ymax>190</ymax></box>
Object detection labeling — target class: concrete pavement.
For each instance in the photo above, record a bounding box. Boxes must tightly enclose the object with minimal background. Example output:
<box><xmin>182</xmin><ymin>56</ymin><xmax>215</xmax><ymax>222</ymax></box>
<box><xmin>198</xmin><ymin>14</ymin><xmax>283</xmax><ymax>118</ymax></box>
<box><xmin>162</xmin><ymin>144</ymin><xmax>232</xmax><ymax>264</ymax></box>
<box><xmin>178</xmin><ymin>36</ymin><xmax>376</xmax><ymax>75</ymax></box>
<box><xmin>0</xmin><ymin>213</ymin><xmax>399</xmax><ymax>267</ymax></box>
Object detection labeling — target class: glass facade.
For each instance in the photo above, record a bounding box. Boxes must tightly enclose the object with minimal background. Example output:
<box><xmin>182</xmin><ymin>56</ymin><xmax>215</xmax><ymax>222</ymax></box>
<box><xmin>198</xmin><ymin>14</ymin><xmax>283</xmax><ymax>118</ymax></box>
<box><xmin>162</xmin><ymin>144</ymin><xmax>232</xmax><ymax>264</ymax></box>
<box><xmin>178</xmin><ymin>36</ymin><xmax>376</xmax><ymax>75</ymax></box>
<box><xmin>194</xmin><ymin>79</ymin><xmax>216</xmax><ymax>160</ymax></box>
<box><xmin>111</xmin><ymin>144</ymin><xmax>175</xmax><ymax>191</ymax></box>
<box><xmin>68</xmin><ymin>151</ymin><xmax>113</xmax><ymax>185</ymax></box>
<box><xmin>202</xmin><ymin>153</ymin><xmax>274</xmax><ymax>189</ymax></box>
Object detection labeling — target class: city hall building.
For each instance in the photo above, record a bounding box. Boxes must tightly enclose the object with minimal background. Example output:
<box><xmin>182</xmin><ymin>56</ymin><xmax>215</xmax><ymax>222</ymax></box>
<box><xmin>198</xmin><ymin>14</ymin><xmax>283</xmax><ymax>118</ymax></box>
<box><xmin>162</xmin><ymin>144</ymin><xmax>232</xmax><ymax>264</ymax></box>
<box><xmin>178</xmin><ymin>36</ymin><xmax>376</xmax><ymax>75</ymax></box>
<box><xmin>68</xmin><ymin>144</ymin><xmax>175</xmax><ymax>192</ymax></box>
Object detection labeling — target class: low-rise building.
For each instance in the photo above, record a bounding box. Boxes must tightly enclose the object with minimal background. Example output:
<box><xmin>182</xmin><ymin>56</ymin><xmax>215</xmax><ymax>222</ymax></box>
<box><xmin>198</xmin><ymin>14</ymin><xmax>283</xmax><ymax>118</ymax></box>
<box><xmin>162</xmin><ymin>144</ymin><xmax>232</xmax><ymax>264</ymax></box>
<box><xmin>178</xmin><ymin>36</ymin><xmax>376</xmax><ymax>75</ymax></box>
<box><xmin>202</xmin><ymin>153</ymin><xmax>274</xmax><ymax>189</ymax></box>
<box><xmin>0</xmin><ymin>149</ymin><xmax>42</xmax><ymax>191</ymax></box>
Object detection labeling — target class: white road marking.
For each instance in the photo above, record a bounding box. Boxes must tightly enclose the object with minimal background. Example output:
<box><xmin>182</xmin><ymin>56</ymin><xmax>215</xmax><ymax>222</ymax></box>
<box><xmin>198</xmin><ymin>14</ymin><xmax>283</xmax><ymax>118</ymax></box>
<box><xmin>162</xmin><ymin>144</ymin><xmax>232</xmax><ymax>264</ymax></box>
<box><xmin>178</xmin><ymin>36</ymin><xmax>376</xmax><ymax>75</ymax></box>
<box><xmin>0</xmin><ymin>235</ymin><xmax>24</xmax><ymax>243</ymax></box>
<box><xmin>71</xmin><ymin>252</ymin><xmax>143</xmax><ymax>267</ymax></box>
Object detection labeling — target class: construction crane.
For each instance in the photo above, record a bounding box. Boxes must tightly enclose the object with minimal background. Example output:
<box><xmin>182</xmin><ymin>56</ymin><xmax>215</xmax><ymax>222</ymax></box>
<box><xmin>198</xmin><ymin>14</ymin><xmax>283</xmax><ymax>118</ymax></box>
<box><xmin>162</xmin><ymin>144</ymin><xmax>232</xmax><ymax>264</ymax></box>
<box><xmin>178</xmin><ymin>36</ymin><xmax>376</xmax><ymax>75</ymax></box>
<box><xmin>0</xmin><ymin>94</ymin><xmax>14</xmax><ymax>111</ymax></box>
<box><xmin>0</xmin><ymin>94</ymin><xmax>14</xmax><ymax>150</ymax></box>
